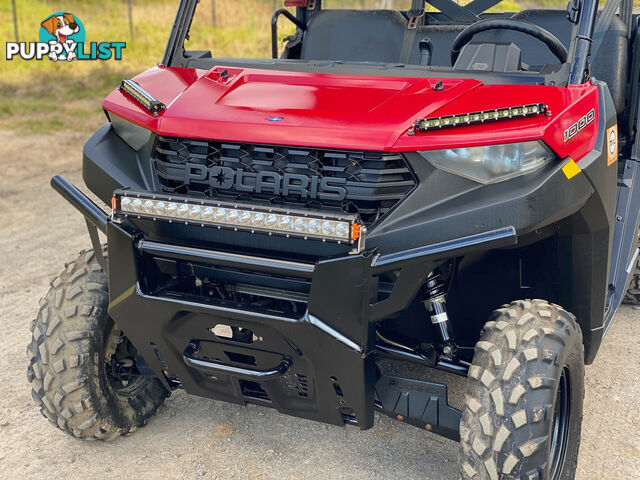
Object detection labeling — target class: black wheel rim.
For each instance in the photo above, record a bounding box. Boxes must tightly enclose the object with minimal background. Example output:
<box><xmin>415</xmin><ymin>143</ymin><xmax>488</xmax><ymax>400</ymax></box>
<box><xmin>105</xmin><ymin>334</ymin><xmax>147</xmax><ymax>395</ymax></box>
<box><xmin>549</xmin><ymin>367</ymin><xmax>571</xmax><ymax>480</ymax></box>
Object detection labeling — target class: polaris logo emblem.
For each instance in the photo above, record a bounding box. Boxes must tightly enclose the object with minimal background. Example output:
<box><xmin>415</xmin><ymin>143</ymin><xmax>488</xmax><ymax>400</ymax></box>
<box><xmin>168</xmin><ymin>162</ymin><xmax>348</xmax><ymax>201</ymax></box>
<box><xmin>564</xmin><ymin>109</ymin><xmax>595</xmax><ymax>142</ymax></box>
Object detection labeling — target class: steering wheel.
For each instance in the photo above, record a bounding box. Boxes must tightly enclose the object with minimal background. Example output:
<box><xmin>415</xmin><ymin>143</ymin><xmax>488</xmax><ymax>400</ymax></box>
<box><xmin>451</xmin><ymin>18</ymin><xmax>568</xmax><ymax>66</ymax></box>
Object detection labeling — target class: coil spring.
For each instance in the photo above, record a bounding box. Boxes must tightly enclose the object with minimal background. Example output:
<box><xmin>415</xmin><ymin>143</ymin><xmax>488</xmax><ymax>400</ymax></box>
<box><xmin>423</xmin><ymin>270</ymin><xmax>446</xmax><ymax>302</ymax></box>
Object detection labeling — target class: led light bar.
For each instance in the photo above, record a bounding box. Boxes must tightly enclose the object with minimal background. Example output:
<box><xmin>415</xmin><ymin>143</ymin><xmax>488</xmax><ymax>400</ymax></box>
<box><xmin>113</xmin><ymin>192</ymin><xmax>364</xmax><ymax>246</ymax></box>
<box><xmin>408</xmin><ymin>103</ymin><xmax>549</xmax><ymax>135</ymax></box>
<box><xmin>120</xmin><ymin>79</ymin><xmax>166</xmax><ymax>117</ymax></box>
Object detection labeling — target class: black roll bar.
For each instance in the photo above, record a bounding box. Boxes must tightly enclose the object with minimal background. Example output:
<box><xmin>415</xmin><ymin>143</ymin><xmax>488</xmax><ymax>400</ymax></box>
<box><xmin>569</xmin><ymin>0</ymin><xmax>598</xmax><ymax>84</ymax></box>
<box><xmin>271</xmin><ymin>8</ymin><xmax>307</xmax><ymax>59</ymax></box>
<box><xmin>162</xmin><ymin>0</ymin><xmax>198</xmax><ymax>68</ymax></box>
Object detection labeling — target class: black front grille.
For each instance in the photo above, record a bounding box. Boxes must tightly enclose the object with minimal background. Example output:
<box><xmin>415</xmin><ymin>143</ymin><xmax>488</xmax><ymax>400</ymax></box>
<box><xmin>152</xmin><ymin>136</ymin><xmax>416</xmax><ymax>225</ymax></box>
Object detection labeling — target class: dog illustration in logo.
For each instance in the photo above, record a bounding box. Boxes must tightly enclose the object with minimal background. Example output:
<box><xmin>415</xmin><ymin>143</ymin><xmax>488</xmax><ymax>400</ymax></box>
<box><xmin>40</xmin><ymin>13</ymin><xmax>79</xmax><ymax>62</ymax></box>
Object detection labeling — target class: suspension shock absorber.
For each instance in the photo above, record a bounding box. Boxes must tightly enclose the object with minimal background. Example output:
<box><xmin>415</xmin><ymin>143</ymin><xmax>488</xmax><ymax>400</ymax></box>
<box><xmin>422</xmin><ymin>270</ymin><xmax>456</xmax><ymax>358</ymax></box>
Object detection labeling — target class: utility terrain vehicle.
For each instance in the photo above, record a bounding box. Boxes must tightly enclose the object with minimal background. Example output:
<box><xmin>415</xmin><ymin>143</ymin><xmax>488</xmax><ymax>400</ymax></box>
<box><xmin>28</xmin><ymin>0</ymin><xmax>640</xmax><ymax>478</ymax></box>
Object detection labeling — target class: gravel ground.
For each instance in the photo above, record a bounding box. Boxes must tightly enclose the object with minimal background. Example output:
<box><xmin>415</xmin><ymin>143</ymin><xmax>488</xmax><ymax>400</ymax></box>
<box><xmin>1</xmin><ymin>129</ymin><xmax>639</xmax><ymax>479</ymax></box>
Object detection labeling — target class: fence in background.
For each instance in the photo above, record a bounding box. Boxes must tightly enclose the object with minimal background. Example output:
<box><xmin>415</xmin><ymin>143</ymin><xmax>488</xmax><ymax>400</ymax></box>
<box><xmin>11</xmin><ymin>0</ymin><xmax>19</xmax><ymax>41</ymax></box>
<box><xmin>8</xmin><ymin>0</ymin><xmax>406</xmax><ymax>43</ymax></box>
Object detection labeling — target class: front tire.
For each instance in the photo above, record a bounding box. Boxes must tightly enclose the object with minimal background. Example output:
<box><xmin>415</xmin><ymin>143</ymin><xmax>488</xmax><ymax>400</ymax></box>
<box><xmin>27</xmin><ymin>248</ymin><xmax>169</xmax><ymax>440</ymax></box>
<box><xmin>459</xmin><ymin>300</ymin><xmax>584</xmax><ymax>480</ymax></box>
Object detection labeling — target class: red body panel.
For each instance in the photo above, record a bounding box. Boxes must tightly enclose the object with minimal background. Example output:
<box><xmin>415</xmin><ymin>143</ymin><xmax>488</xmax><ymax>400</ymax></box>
<box><xmin>103</xmin><ymin>65</ymin><xmax>599</xmax><ymax>161</ymax></box>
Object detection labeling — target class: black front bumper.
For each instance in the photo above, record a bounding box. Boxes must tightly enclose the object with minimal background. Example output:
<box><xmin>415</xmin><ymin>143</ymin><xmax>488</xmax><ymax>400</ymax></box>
<box><xmin>103</xmin><ymin>217</ymin><xmax>513</xmax><ymax>436</ymax></box>
<box><xmin>108</xmin><ymin>219</ymin><xmax>377</xmax><ymax>429</ymax></box>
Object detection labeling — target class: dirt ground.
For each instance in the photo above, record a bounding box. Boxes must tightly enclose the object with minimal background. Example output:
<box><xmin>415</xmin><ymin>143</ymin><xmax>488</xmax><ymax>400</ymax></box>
<box><xmin>1</xmin><ymin>128</ymin><xmax>639</xmax><ymax>480</ymax></box>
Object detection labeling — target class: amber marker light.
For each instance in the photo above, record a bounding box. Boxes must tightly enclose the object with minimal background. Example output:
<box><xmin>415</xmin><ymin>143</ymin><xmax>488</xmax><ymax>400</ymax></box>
<box><xmin>351</xmin><ymin>224</ymin><xmax>362</xmax><ymax>241</ymax></box>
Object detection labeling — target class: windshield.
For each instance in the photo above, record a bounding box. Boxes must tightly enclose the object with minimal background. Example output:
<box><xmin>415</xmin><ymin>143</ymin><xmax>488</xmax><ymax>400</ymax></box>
<box><xmin>183</xmin><ymin>1</ymin><xmax>572</xmax><ymax>60</ymax></box>
<box><xmin>167</xmin><ymin>0</ymin><xmax>592</xmax><ymax>86</ymax></box>
<box><xmin>322</xmin><ymin>1</ymin><xmax>569</xmax><ymax>12</ymax></box>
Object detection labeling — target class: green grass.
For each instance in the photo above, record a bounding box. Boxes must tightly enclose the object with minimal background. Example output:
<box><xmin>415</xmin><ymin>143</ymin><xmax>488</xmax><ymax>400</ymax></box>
<box><xmin>1</xmin><ymin>0</ymin><xmax>299</xmax><ymax>133</ymax></box>
<box><xmin>0</xmin><ymin>0</ymin><xmax>633</xmax><ymax>135</ymax></box>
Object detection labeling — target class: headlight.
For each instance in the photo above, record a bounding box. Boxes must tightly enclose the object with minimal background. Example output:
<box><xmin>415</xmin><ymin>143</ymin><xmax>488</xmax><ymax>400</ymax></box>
<box><xmin>418</xmin><ymin>141</ymin><xmax>555</xmax><ymax>184</ymax></box>
<box><xmin>109</xmin><ymin>113</ymin><xmax>152</xmax><ymax>151</ymax></box>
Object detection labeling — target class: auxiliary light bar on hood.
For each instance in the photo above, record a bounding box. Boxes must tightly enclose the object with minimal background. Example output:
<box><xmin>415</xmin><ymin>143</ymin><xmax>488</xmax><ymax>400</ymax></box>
<box><xmin>120</xmin><ymin>79</ymin><xmax>166</xmax><ymax>117</ymax></box>
<box><xmin>408</xmin><ymin>103</ymin><xmax>550</xmax><ymax>135</ymax></box>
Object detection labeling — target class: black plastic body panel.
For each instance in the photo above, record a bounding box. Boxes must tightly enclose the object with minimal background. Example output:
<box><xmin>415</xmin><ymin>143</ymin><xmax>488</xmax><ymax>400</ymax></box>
<box><xmin>557</xmin><ymin>85</ymin><xmax>618</xmax><ymax>363</ymax></box>
<box><xmin>83</xmin><ymin>123</ymin><xmax>152</xmax><ymax>201</ymax></box>
<box><xmin>375</xmin><ymin>375</ymin><xmax>461</xmax><ymax>441</ymax></box>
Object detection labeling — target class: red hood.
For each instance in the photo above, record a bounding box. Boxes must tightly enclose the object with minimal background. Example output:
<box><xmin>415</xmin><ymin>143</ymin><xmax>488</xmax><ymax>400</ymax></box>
<box><xmin>103</xmin><ymin>65</ymin><xmax>599</xmax><ymax>161</ymax></box>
